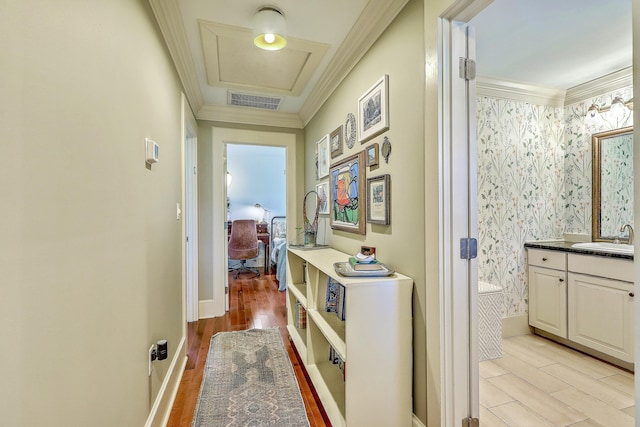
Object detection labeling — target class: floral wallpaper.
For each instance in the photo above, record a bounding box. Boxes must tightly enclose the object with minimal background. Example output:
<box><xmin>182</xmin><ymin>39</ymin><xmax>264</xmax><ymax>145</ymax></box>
<box><xmin>477</xmin><ymin>85</ymin><xmax>633</xmax><ymax>318</ymax></box>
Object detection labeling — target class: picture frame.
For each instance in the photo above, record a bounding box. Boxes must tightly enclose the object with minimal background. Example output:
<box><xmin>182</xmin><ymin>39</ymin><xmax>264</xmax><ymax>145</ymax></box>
<box><xmin>316</xmin><ymin>181</ymin><xmax>329</xmax><ymax>214</ymax></box>
<box><xmin>366</xmin><ymin>174</ymin><xmax>391</xmax><ymax>225</ymax></box>
<box><xmin>358</xmin><ymin>74</ymin><xmax>389</xmax><ymax>143</ymax></box>
<box><xmin>366</xmin><ymin>143</ymin><xmax>379</xmax><ymax>168</ymax></box>
<box><xmin>330</xmin><ymin>126</ymin><xmax>343</xmax><ymax>159</ymax></box>
<box><xmin>316</xmin><ymin>134</ymin><xmax>330</xmax><ymax>179</ymax></box>
<box><xmin>329</xmin><ymin>151</ymin><xmax>366</xmax><ymax>234</ymax></box>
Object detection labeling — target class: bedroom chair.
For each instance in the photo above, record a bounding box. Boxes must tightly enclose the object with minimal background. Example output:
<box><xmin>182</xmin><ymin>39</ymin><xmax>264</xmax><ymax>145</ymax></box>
<box><xmin>228</xmin><ymin>219</ymin><xmax>260</xmax><ymax>279</ymax></box>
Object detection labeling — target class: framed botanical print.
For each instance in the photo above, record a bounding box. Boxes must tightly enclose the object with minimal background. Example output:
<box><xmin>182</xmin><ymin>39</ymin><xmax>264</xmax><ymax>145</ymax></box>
<box><xmin>366</xmin><ymin>174</ymin><xmax>390</xmax><ymax>225</ymax></box>
<box><xmin>330</xmin><ymin>126</ymin><xmax>343</xmax><ymax>159</ymax></box>
<box><xmin>358</xmin><ymin>74</ymin><xmax>389</xmax><ymax>143</ymax></box>
<box><xmin>329</xmin><ymin>151</ymin><xmax>366</xmax><ymax>234</ymax></box>
<box><xmin>317</xmin><ymin>134</ymin><xmax>330</xmax><ymax>179</ymax></box>
<box><xmin>316</xmin><ymin>181</ymin><xmax>329</xmax><ymax>214</ymax></box>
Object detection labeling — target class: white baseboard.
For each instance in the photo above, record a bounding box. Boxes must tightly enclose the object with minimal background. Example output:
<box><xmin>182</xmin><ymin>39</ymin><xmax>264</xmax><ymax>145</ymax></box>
<box><xmin>145</xmin><ymin>336</ymin><xmax>187</xmax><ymax>427</ymax></box>
<box><xmin>198</xmin><ymin>299</ymin><xmax>216</xmax><ymax>319</ymax></box>
<box><xmin>413</xmin><ymin>413</ymin><xmax>426</xmax><ymax>427</ymax></box>
<box><xmin>502</xmin><ymin>314</ymin><xmax>531</xmax><ymax>338</ymax></box>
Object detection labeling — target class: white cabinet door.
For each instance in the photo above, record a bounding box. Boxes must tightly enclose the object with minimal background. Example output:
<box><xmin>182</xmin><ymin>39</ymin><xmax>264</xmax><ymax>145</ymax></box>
<box><xmin>568</xmin><ymin>273</ymin><xmax>634</xmax><ymax>363</ymax></box>
<box><xmin>528</xmin><ymin>266</ymin><xmax>567</xmax><ymax>338</ymax></box>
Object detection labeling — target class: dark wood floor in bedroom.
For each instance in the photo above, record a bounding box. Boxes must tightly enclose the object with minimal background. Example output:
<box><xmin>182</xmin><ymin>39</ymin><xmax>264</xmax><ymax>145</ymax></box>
<box><xmin>166</xmin><ymin>270</ymin><xmax>331</xmax><ymax>427</ymax></box>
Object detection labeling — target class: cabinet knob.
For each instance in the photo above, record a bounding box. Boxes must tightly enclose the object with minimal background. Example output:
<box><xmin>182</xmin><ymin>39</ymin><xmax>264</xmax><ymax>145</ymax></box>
<box><xmin>542</xmin><ymin>257</ymin><xmax>548</xmax><ymax>261</ymax></box>
<box><xmin>630</xmin><ymin>292</ymin><xmax>635</xmax><ymax>297</ymax></box>
<box><xmin>559</xmin><ymin>278</ymin><xmax>564</xmax><ymax>282</ymax></box>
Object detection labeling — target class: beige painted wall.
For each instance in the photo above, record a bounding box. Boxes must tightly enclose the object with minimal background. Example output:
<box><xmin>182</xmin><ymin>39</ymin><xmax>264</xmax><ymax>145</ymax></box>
<box><xmin>304</xmin><ymin>0</ymin><xmax>431</xmax><ymax>422</ymax></box>
<box><xmin>1</xmin><ymin>1</ymin><xmax>185</xmax><ymax>425</ymax></box>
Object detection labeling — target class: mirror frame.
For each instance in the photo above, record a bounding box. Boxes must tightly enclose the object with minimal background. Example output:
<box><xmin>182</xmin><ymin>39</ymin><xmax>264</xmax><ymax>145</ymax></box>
<box><xmin>591</xmin><ymin>126</ymin><xmax>633</xmax><ymax>241</ymax></box>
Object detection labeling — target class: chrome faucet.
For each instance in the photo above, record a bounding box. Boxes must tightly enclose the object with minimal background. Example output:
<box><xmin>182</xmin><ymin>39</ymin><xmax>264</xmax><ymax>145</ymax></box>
<box><xmin>620</xmin><ymin>224</ymin><xmax>634</xmax><ymax>245</ymax></box>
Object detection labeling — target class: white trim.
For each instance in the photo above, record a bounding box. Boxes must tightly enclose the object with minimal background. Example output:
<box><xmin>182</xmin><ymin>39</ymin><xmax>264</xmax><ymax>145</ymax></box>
<box><xmin>476</xmin><ymin>76</ymin><xmax>566</xmax><ymax>107</ymax></box>
<box><xmin>144</xmin><ymin>337</ymin><xmax>187</xmax><ymax>427</ymax></box>
<box><xmin>299</xmin><ymin>0</ymin><xmax>410</xmax><ymax>124</ymax></box>
<box><xmin>501</xmin><ymin>315</ymin><xmax>531</xmax><ymax>338</ymax></box>
<box><xmin>412</xmin><ymin>413</ymin><xmax>426</xmax><ymax>427</ymax></box>
<box><xmin>197</xmin><ymin>104</ymin><xmax>303</xmax><ymax>129</ymax></box>
<box><xmin>565</xmin><ymin>67</ymin><xmax>633</xmax><ymax>106</ymax></box>
<box><xmin>148</xmin><ymin>0</ymin><xmax>204</xmax><ymax>113</ymax></box>
<box><xmin>198</xmin><ymin>299</ymin><xmax>216</xmax><ymax>320</ymax></box>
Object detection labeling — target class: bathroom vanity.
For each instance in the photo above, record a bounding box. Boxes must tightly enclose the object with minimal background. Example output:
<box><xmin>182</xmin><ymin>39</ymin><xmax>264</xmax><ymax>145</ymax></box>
<box><xmin>525</xmin><ymin>241</ymin><xmax>634</xmax><ymax>370</ymax></box>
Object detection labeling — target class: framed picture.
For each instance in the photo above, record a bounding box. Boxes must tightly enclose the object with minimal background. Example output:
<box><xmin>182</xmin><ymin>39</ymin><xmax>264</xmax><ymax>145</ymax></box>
<box><xmin>317</xmin><ymin>134</ymin><xmax>330</xmax><ymax>179</ymax></box>
<box><xmin>366</xmin><ymin>143</ymin><xmax>379</xmax><ymax>168</ymax></box>
<box><xmin>358</xmin><ymin>74</ymin><xmax>389</xmax><ymax>143</ymax></box>
<box><xmin>367</xmin><ymin>174</ymin><xmax>390</xmax><ymax>225</ymax></box>
<box><xmin>330</xmin><ymin>126</ymin><xmax>343</xmax><ymax>159</ymax></box>
<box><xmin>329</xmin><ymin>151</ymin><xmax>366</xmax><ymax>234</ymax></box>
<box><xmin>316</xmin><ymin>181</ymin><xmax>329</xmax><ymax>214</ymax></box>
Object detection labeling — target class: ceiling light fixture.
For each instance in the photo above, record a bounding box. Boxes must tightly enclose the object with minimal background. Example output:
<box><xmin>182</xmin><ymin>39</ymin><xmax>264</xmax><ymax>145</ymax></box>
<box><xmin>253</xmin><ymin>7</ymin><xmax>287</xmax><ymax>51</ymax></box>
<box><xmin>584</xmin><ymin>97</ymin><xmax>633</xmax><ymax>125</ymax></box>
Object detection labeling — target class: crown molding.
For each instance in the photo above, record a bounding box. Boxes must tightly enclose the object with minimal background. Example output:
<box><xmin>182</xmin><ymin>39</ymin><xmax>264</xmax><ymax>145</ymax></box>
<box><xmin>148</xmin><ymin>0</ymin><xmax>204</xmax><ymax>113</ymax></box>
<box><xmin>477</xmin><ymin>76</ymin><xmax>566</xmax><ymax>108</ymax></box>
<box><xmin>564</xmin><ymin>67</ymin><xmax>633</xmax><ymax>106</ymax></box>
<box><xmin>298</xmin><ymin>0</ymin><xmax>410</xmax><ymax>125</ymax></box>
<box><xmin>197</xmin><ymin>105</ymin><xmax>304</xmax><ymax>129</ymax></box>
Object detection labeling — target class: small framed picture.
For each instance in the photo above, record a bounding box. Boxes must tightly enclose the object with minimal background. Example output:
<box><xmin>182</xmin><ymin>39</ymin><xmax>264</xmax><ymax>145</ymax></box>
<box><xmin>316</xmin><ymin>134</ymin><xmax>330</xmax><ymax>179</ymax></box>
<box><xmin>358</xmin><ymin>74</ymin><xmax>389</xmax><ymax>143</ymax></box>
<box><xmin>366</xmin><ymin>143</ymin><xmax>379</xmax><ymax>168</ymax></box>
<box><xmin>330</xmin><ymin>126</ymin><xmax>343</xmax><ymax>159</ymax></box>
<box><xmin>366</xmin><ymin>174</ymin><xmax>390</xmax><ymax>225</ymax></box>
<box><xmin>316</xmin><ymin>181</ymin><xmax>329</xmax><ymax>214</ymax></box>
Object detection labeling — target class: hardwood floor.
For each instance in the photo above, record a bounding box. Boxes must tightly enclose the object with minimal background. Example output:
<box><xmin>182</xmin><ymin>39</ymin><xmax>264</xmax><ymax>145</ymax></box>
<box><xmin>167</xmin><ymin>270</ymin><xmax>331</xmax><ymax>427</ymax></box>
<box><xmin>480</xmin><ymin>334</ymin><xmax>635</xmax><ymax>426</ymax></box>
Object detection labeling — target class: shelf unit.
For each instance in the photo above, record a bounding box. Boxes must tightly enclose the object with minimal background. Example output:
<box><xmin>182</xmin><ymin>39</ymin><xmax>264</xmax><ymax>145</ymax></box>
<box><xmin>286</xmin><ymin>247</ymin><xmax>413</xmax><ymax>427</ymax></box>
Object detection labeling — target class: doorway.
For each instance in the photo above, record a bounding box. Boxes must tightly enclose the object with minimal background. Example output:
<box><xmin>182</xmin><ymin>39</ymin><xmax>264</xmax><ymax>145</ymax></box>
<box><xmin>201</xmin><ymin>127</ymin><xmax>298</xmax><ymax>319</ymax></box>
<box><xmin>440</xmin><ymin>0</ymin><xmax>636</xmax><ymax>425</ymax></box>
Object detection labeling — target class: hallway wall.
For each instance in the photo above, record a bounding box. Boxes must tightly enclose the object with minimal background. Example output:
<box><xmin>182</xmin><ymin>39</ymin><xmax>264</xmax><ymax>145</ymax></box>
<box><xmin>1</xmin><ymin>1</ymin><xmax>185</xmax><ymax>425</ymax></box>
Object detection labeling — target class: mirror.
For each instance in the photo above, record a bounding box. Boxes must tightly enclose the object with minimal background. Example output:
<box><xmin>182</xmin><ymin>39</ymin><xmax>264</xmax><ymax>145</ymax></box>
<box><xmin>592</xmin><ymin>126</ymin><xmax>634</xmax><ymax>241</ymax></box>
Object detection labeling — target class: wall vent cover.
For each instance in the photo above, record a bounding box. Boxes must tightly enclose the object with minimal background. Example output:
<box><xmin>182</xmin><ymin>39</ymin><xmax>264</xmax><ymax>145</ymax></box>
<box><xmin>227</xmin><ymin>91</ymin><xmax>282</xmax><ymax>111</ymax></box>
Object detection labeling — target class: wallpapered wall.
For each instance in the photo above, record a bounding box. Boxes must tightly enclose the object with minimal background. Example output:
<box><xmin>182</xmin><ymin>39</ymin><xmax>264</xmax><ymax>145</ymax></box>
<box><xmin>477</xmin><ymin>85</ymin><xmax>633</xmax><ymax>318</ymax></box>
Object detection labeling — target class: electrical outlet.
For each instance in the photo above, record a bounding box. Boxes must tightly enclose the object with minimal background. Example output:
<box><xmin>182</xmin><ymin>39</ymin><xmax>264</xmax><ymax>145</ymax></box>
<box><xmin>148</xmin><ymin>345</ymin><xmax>155</xmax><ymax>376</ymax></box>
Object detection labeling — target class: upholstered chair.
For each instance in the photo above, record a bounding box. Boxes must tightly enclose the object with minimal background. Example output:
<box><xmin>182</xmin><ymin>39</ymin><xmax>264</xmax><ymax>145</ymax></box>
<box><xmin>228</xmin><ymin>219</ymin><xmax>260</xmax><ymax>279</ymax></box>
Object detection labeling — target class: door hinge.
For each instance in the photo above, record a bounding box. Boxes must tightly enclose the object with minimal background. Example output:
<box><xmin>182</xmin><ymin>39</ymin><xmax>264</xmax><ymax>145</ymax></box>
<box><xmin>462</xmin><ymin>417</ymin><xmax>479</xmax><ymax>427</ymax></box>
<box><xmin>225</xmin><ymin>286</ymin><xmax>229</xmax><ymax>295</ymax></box>
<box><xmin>459</xmin><ymin>57</ymin><xmax>476</xmax><ymax>81</ymax></box>
<box><xmin>186</xmin><ymin>236</ymin><xmax>189</xmax><ymax>243</ymax></box>
<box><xmin>460</xmin><ymin>238</ymin><xmax>478</xmax><ymax>260</ymax></box>
<box><xmin>193</xmin><ymin>166</ymin><xmax>197</xmax><ymax>175</ymax></box>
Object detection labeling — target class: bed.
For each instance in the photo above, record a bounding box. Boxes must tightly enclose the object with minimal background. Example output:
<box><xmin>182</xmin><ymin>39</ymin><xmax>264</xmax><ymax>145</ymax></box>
<box><xmin>270</xmin><ymin>216</ymin><xmax>287</xmax><ymax>291</ymax></box>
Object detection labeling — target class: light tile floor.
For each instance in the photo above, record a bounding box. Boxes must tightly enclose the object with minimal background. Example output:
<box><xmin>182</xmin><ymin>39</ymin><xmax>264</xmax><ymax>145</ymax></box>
<box><xmin>479</xmin><ymin>334</ymin><xmax>635</xmax><ymax>427</ymax></box>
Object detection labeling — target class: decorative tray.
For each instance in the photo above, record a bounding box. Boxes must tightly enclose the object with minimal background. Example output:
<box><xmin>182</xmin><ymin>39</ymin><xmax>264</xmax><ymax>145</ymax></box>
<box><xmin>333</xmin><ymin>262</ymin><xmax>396</xmax><ymax>277</ymax></box>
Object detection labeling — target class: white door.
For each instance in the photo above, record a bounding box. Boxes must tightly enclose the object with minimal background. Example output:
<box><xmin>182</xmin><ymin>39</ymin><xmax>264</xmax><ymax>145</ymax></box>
<box><xmin>439</xmin><ymin>9</ymin><xmax>480</xmax><ymax>426</ymax></box>
<box><xmin>185</xmin><ymin>135</ymin><xmax>198</xmax><ymax>322</ymax></box>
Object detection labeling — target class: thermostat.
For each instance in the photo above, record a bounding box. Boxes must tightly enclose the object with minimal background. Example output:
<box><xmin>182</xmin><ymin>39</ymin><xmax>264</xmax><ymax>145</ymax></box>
<box><xmin>146</xmin><ymin>138</ymin><xmax>159</xmax><ymax>164</ymax></box>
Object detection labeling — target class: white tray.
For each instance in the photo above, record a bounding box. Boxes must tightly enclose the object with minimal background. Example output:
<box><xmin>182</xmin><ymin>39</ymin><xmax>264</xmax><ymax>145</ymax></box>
<box><xmin>333</xmin><ymin>262</ymin><xmax>395</xmax><ymax>277</ymax></box>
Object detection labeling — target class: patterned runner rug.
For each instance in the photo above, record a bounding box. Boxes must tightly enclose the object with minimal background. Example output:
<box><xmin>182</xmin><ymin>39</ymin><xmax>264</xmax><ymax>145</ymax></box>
<box><xmin>192</xmin><ymin>328</ymin><xmax>310</xmax><ymax>427</ymax></box>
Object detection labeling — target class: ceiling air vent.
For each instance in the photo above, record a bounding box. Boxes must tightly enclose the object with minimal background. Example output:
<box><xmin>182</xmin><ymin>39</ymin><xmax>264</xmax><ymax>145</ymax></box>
<box><xmin>228</xmin><ymin>91</ymin><xmax>282</xmax><ymax>111</ymax></box>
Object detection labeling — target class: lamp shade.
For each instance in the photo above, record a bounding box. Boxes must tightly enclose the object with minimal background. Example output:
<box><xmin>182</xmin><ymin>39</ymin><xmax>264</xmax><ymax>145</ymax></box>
<box><xmin>253</xmin><ymin>7</ymin><xmax>286</xmax><ymax>50</ymax></box>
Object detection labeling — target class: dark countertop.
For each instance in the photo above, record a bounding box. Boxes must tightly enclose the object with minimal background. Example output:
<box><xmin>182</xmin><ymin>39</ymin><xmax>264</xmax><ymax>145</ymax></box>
<box><xmin>524</xmin><ymin>240</ymin><xmax>634</xmax><ymax>260</ymax></box>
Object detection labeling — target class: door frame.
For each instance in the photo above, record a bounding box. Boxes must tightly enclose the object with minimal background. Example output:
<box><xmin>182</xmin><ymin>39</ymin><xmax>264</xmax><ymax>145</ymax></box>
<box><xmin>208</xmin><ymin>128</ymin><xmax>298</xmax><ymax>317</ymax></box>
<box><xmin>185</xmin><ymin>116</ymin><xmax>198</xmax><ymax>322</ymax></box>
<box><xmin>438</xmin><ymin>0</ymin><xmax>490</xmax><ymax>425</ymax></box>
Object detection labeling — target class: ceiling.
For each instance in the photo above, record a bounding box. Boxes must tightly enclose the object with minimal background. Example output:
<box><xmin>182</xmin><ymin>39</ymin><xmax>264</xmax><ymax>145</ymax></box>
<box><xmin>470</xmin><ymin>0</ymin><xmax>632</xmax><ymax>90</ymax></box>
<box><xmin>149</xmin><ymin>0</ymin><xmax>632</xmax><ymax>128</ymax></box>
<box><xmin>149</xmin><ymin>0</ymin><xmax>410</xmax><ymax>127</ymax></box>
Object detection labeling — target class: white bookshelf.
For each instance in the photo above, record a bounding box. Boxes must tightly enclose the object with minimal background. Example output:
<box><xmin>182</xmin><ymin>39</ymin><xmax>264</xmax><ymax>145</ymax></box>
<box><xmin>285</xmin><ymin>247</ymin><xmax>413</xmax><ymax>427</ymax></box>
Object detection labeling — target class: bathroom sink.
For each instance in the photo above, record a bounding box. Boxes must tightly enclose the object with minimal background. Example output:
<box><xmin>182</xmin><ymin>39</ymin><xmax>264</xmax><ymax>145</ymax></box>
<box><xmin>571</xmin><ymin>242</ymin><xmax>634</xmax><ymax>254</ymax></box>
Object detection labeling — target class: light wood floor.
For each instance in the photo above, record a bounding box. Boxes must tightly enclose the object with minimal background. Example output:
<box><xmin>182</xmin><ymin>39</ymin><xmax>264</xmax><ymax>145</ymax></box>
<box><xmin>480</xmin><ymin>334</ymin><xmax>635</xmax><ymax>426</ymax></box>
